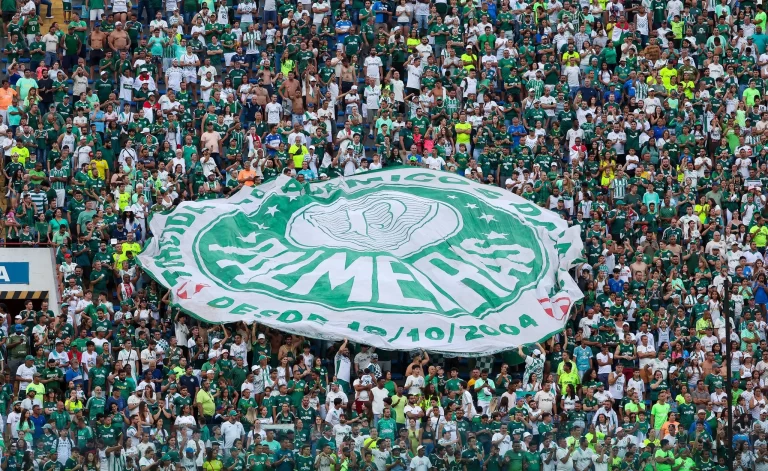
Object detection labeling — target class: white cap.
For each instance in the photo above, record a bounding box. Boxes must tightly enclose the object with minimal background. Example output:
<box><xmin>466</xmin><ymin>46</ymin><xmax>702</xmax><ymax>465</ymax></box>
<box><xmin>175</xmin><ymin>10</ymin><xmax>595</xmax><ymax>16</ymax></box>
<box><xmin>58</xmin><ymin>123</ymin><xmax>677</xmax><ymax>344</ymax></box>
<box><xmin>533</xmin><ymin>349</ymin><xmax>542</xmax><ymax>357</ymax></box>
<box><xmin>206</xmin><ymin>369</ymin><xmax>214</xmax><ymax>374</ymax></box>
<box><xmin>208</xmin><ymin>350</ymin><xmax>218</xmax><ymax>359</ymax></box>
<box><xmin>258</xmin><ymin>333</ymin><xmax>266</xmax><ymax>340</ymax></box>
<box><xmin>505</xmin><ymin>178</ymin><xmax>513</xmax><ymax>185</ymax></box>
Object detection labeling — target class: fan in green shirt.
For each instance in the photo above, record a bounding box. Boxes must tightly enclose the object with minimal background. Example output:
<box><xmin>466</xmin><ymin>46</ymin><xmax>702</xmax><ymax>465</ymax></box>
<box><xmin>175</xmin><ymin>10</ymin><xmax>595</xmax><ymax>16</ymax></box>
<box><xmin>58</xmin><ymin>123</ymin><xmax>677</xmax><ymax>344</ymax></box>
<box><xmin>63</xmin><ymin>449</ymin><xmax>82</xmax><ymax>471</ymax></box>
<box><xmin>503</xmin><ymin>443</ymin><xmax>525</xmax><ymax>471</ymax></box>
<box><xmin>247</xmin><ymin>447</ymin><xmax>271</xmax><ymax>471</ymax></box>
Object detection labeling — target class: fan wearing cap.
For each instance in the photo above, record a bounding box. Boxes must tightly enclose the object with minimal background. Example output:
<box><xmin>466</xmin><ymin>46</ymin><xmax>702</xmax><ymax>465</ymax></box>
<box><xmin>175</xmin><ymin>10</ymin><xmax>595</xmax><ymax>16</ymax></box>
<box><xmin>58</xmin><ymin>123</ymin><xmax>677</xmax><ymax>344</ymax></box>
<box><xmin>517</xmin><ymin>342</ymin><xmax>546</xmax><ymax>391</ymax></box>
<box><xmin>6</xmin><ymin>322</ymin><xmax>29</xmax><ymax>374</ymax></box>
<box><xmin>220</xmin><ymin>409</ymin><xmax>245</xmax><ymax>455</ymax></box>
<box><xmin>409</xmin><ymin>444</ymin><xmax>431</xmax><ymax>471</ymax></box>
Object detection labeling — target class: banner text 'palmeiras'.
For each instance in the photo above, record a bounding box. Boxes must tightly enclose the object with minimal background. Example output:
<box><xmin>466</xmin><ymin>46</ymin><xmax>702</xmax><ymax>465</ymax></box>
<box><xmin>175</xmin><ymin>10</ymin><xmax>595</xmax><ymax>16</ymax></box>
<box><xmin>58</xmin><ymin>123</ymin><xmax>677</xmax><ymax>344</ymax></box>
<box><xmin>137</xmin><ymin>169</ymin><xmax>584</xmax><ymax>356</ymax></box>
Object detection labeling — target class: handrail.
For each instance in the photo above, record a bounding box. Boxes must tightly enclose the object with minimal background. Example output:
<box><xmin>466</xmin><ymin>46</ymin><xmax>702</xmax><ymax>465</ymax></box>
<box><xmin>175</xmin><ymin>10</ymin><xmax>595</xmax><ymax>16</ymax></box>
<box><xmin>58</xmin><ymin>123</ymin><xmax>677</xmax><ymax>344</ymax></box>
<box><xmin>0</xmin><ymin>242</ymin><xmax>56</xmax><ymax>247</ymax></box>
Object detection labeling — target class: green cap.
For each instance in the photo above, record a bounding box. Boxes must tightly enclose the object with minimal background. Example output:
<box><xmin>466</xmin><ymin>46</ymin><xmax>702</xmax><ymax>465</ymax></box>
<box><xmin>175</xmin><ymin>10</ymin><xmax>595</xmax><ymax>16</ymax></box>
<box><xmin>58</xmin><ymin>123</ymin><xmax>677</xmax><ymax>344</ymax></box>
<box><xmin>229</xmin><ymin>410</ymin><xmax>238</xmax><ymax>416</ymax></box>
<box><xmin>161</xmin><ymin>454</ymin><xmax>171</xmax><ymax>461</ymax></box>
<box><xmin>25</xmin><ymin>355</ymin><xmax>34</xmax><ymax>361</ymax></box>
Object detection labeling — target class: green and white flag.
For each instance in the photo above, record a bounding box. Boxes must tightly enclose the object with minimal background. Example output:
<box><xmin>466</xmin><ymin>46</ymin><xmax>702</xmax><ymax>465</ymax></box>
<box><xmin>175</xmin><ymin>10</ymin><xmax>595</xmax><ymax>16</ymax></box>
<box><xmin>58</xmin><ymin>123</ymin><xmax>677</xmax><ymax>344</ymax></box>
<box><xmin>138</xmin><ymin>169</ymin><xmax>583</xmax><ymax>355</ymax></box>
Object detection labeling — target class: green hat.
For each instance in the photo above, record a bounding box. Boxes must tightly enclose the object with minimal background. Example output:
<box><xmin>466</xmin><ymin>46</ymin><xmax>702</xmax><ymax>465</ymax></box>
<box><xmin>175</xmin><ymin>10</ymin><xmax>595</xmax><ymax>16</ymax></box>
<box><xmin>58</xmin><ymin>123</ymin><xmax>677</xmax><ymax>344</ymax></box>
<box><xmin>229</xmin><ymin>410</ymin><xmax>238</xmax><ymax>416</ymax></box>
<box><xmin>25</xmin><ymin>355</ymin><xmax>34</xmax><ymax>361</ymax></box>
<box><xmin>161</xmin><ymin>454</ymin><xmax>171</xmax><ymax>461</ymax></box>
<box><xmin>259</xmin><ymin>355</ymin><xmax>268</xmax><ymax>361</ymax></box>
<box><xmin>615</xmin><ymin>200</ymin><xmax>625</xmax><ymax>205</ymax></box>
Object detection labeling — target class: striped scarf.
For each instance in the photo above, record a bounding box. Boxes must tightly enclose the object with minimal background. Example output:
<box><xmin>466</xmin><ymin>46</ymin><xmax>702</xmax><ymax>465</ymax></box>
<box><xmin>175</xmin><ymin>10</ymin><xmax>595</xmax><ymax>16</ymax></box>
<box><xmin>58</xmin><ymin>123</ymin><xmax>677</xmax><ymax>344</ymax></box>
<box><xmin>635</xmin><ymin>81</ymin><xmax>648</xmax><ymax>101</ymax></box>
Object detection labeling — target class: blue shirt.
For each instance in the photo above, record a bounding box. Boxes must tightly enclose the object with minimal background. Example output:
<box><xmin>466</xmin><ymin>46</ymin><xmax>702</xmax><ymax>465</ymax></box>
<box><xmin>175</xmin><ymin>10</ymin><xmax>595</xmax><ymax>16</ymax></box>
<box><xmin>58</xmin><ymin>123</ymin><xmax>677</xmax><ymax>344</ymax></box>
<box><xmin>264</xmin><ymin>133</ymin><xmax>282</xmax><ymax>155</ymax></box>
<box><xmin>507</xmin><ymin>125</ymin><xmax>526</xmax><ymax>147</ymax></box>
<box><xmin>64</xmin><ymin>367</ymin><xmax>85</xmax><ymax>388</ymax></box>
<box><xmin>152</xmin><ymin>367</ymin><xmax>164</xmax><ymax>392</ymax></box>
<box><xmin>298</xmin><ymin>168</ymin><xmax>317</xmax><ymax>180</ymax></box>
<box><xmin>335</xmin><ymin>20</ymin><xmax>352</xmax><ymax>41</ymax></box>
<box><xmin>372</xmin><ymin>1</ymin><xmax>387</xmax><ymax>22</ymax></box>
<box><xmin>90</xmin><ymin>110</ymin><xmax>105</xmax><ymax>133</ymax></box>
<box><xmin>623</xmin><ymin>78</ymin><xmax>636</xmax><ymax>98</ymax></box>
<box><xmin>608</xmin><ymin>277</ymin><xmax>624</xmax><ymax>293</ymax></box>
<box><xmin>106</xmin><ymin>395</ymin><xmax>126</xmax><ymax>412</ymax></box>
<box><xmin>30</xmin><ymin>414</ymin><xmax>46</xmax><ymax>439</ymax></box>
<box><xmin>603</xmin><ymin>89</ymin><xmax>620</xmax><ymax>103</ymax></box>
<box><xmin>573</xmin><ymin>346</ymin><xmax>593</xmax><ymax>371</ymax></box>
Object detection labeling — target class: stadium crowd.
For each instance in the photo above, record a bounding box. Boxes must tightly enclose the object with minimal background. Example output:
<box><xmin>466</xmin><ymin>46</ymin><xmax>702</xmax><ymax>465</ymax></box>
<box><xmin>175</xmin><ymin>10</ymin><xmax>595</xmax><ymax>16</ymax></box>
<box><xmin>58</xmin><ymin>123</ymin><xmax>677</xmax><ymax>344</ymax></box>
<box><xmin>3</xmin><ymin>0</ymin><xmax>768</xmax><ymax>467</ymax></box>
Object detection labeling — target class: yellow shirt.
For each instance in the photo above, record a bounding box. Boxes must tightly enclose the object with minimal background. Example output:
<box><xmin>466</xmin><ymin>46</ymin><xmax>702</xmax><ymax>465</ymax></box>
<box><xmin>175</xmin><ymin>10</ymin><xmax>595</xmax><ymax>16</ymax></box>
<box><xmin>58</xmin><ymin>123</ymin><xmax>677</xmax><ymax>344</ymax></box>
<box><xmin>92</xmin><ymin>159</ymin><xmax>109</xmax><ymax>179</ymax></box>
<box><xmin>695</xmin><ymin>317</ymin><xmax>713</xmax><ymax>336</ymax></box>
<box><xmin>681</xmin><ymin>81</ymin><xmax>695</xmax><ymax>99</ymax></box>
<box><xmin>26</xmin><ymin>382</ymin><xmax>45</xmax><ymax>396</ymax></box>
<box><xmin>118</xmin><ymin>191</ymin><xmax>131</xmax><ymax>211</ymax></box>
<box><xmin>11</xmin><ymin>146</ymin><xmax>29</xmax><ymax>165</ymax></box>
<box><xmin>196</xmin><ymin>388</ymin><xmax>216</xmax><ymax>417</ymax></box>
<box><xmin>203</xmin><ymin>460</ymin><xmax>223</xmax><ymax>471</ymax></box>
<box><xmin>751</xmin><ymin>225</ymin><xmax>768</xmax><ymax>247</ymax></box>
<box><xmin>659</xmin><ymin>67</ymin><xmax>678</xmax><ymax>89</ymax></box>
<box><xmin>289</xmin><ymin>144</ymin><xmax>309</xmax><ymax>168</ymax></box>
<box><xmin>455</xmin><ymin>122</ymin><xmax>472</xmax><ymax>144</ymax></box>
<box><xmin>280</xmin><ymin>59</ymin><xmax>295</xmax><ymax>77</ymax></box>
<box><xmin>562</xmin><ymin>51</ymin><xmax>580</xmax><ymax>64</ymax></box>
<box><xmin>123</xmin><ymin>242</ymin><xmax>142</xmax><ymax>257</ymax></box>
<box><xmin>558</xmin><ymin>370</ymin><xmax>580</xmax><ymax>391</ymax></box>
<box><xmin>460</xmin><ymin>53</ymin><xmax>477</xmax><ymax>70</ymax></box>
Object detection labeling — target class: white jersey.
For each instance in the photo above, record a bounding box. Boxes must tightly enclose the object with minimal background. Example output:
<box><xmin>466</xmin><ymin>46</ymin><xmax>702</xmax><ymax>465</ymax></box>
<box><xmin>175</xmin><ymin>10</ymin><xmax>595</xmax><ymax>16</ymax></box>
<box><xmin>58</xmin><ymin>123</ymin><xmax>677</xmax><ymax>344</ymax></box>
<box><xmin>608</xmin><ymin>373</ymin><xmax>625</xmax><ymax>400</ymax></box>
<box><xmin>119</xmin><ymin>76</ymin><xmax>134</xmax><ymax>101</ymax></box>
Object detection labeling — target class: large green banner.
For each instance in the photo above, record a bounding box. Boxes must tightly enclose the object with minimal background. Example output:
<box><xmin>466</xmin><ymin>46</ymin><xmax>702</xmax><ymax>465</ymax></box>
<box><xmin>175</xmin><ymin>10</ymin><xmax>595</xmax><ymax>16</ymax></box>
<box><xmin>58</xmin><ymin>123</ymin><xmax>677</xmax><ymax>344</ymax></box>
<box><xmin>138</xmin><ymin>169</ymin><xmax>583</xmax><ymax>355</ymax></box>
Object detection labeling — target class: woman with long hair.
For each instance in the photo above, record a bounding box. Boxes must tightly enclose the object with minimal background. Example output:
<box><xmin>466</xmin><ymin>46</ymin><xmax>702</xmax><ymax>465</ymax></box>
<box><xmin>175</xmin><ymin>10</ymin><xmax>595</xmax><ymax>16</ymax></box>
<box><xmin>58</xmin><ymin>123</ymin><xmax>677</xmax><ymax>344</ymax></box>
<box><xmin>20</xmin><ymin>450</ymin><xmax>34</xmax><ymax>471</ymax></box>
<box><xmin>560</xmin><ymin>384</ymin><xmax>578</xmax><ymax>412</ymax></box>
<box><xmin>406</xmin><ymin>418</ymin><xmax>422</xmax><ymax>455</ymax></box>
<box><xmin>310</xmin><ymin>415</ymin><xmax>324</xmax><ymax>455</ymax></box>
<box><xmin>203</xmin><ymin>447</ymin><xmax>223</xmax><ymax>471</ymax></box>
<box><xmin>84</xmin><ymin>451</ymin><xmax>100</xmax><ymax>471</ymax></box>
<box><xmin>16</xmin><ymin>409</ymin><xmax>33</xmax><ymax>443</ymax></box>
<box><xmin>137</xmin><ymin>400</ymin><xmax>154</xmax><ymax>435</ymax></box>
<box><xmin>312</xmin><ymin>357</ymin><xmax>328</xmax><ymax>385</ymax></box>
